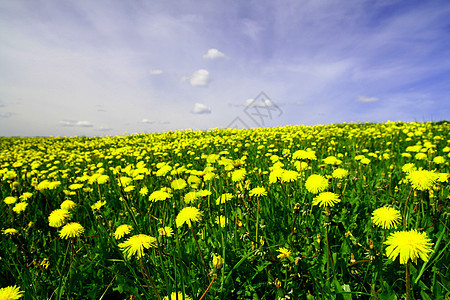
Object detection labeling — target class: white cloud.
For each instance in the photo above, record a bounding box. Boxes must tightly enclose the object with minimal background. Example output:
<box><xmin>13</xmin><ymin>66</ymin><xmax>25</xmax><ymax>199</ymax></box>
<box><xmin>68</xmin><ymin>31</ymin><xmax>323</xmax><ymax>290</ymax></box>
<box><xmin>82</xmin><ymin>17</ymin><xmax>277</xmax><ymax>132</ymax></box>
<box><xmin>357</xmin><ymin>96</ymin><xmax>379</xmax><ymax>103</ymax></box>
<box><xmin>244</xmin><ymin>98</ymin><xmax>274</xmax><ymax>107</ymax></box>
<box><xmin>77</xmin><ymin>121</ymin><xmax>93</xmax><ymax>127</ymax></box>
<box><xmin>191</xmin><ymin>103</ymin><xmax>211</xmax><ymax>114</ymax></box>
<box><xmin>59</xmin><ymin>120</ymin><xmax>93</xmax><ymax>127</ymax></box>
<box><xmin>189</xmin><ymin>69</ymin><xmax>210</xmax><ymax>87</ymax></box>
<box><xmin>203</xmin><ymin>48</ymin><xmax>227</xmax><ymax>59</ymax></box>
<box><xmin>149</xmin><ymin>69</ymin><xmax>164</xmax><ymax>75</ymax></box>
<box><xmin>141</xmin><ymin>118</ymin><xmax>154</xmax><ymax>124</ymax></box>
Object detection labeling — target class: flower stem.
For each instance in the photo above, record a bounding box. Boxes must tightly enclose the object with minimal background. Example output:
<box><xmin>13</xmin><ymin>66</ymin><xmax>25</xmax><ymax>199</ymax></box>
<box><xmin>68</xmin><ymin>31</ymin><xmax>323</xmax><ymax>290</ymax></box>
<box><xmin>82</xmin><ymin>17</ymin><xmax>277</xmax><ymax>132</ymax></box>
<box><xmin>406</xmin><ymin>260</ymin><xmax>411</xmax><ymax>300</ymax></box>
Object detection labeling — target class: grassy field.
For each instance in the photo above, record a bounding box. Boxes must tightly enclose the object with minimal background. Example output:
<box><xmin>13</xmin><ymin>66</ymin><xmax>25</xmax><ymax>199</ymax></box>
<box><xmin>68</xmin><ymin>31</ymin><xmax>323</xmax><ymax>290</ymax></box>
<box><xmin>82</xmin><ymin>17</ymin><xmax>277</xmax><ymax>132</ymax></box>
<box><xmin>1</xmin><ymin>121</ymin><xmax>449</xmax><ymax>299</ymax></box>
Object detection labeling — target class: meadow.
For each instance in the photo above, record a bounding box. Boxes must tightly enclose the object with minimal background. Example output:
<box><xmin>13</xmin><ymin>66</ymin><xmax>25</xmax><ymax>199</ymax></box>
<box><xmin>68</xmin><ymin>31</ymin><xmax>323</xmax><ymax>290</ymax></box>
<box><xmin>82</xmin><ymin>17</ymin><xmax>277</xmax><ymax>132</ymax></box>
<box><xmin>0</xmin><ymin>121</ymin><xmax>449</xmax><ymax>300</ymax></box>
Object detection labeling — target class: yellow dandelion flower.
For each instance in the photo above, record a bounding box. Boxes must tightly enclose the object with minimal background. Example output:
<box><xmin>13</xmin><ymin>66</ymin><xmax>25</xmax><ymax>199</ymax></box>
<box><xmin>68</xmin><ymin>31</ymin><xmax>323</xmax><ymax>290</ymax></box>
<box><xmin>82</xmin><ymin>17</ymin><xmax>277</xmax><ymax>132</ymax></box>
<box><xmin>402</xmin><ymin>163</ymin><xmax>416</xmax><ymax>173</ymax></box>
<box><xmin>164</xmin><ymin>292</ymin><xmax>193</xmax><ymax>300</ymax></box>
<box><xmin>68</xmin><ymin>183</ymin><xmax>83</xmax><ymax>190</ymax></box>
<box><xmin>312</xmin><ymin>192</ymin><xmax>341</xmax><ymax>207</ymax></box>
<box><xmin>269</xmin><ymin>168</ymin><xmax>284</xmax><ymax>184</ymax></box>
<box><xmin>371</xmin><ymin>207</ymin><xmax>401</xmax><ymax>229</ymax></box>
<box><xmin>360</xmin><ymin>158</ymin><xmax>371</xmax><ymax>165</ymax></box>
<box><xmin>175</xmin><ymin>206</ymin><xmax>202</xmax><ymax>228</ymax></box>
<box><xmin>277</xmin><ymin>247</ymin><xmax>291</xmax><ymax>260</ymax></box>
<box><xmin>114</xmin><ymin>224</ymin><xmax>133</xmax><ymax>239</ymax></box>
<box><xmin>292</xmin><ymin>149</ymin><xmax>317</xmax><ymax>160</ymax></box>
<box><xmin>60</xmin><ymin>200</ymin><xmax>77</xmax><ymax>211</ymax></box>
<box><xmin>48</xmin><ymin>209</ymin><xmax>71</xmax><ymax>227</ymax></box>
<box><xmin>118</xmin><ymin>234</ymin><xmax>157</xmax><ymax>259</ymax></box>
<box><xmin>249</xmin><ymin>187</ymin><xmax>267</xmax><ymax>197</ymax></box>
<box><xmin>19</xmin><ymin>192</ymin><xmax>33</xmax><ymax>201</ymax></box>
<box><xmin>4</xmin><ymin>196</ymin><xmax>17</xmax><ymax>205</ymax></box>
<box><xmin>91</xmin><ymin>200</ymin><xmax>106</xmax><ymax>211</ymax></box>
<box><xmin>139</xmin><ymin>186</ymin><xmax>149</xmax><ymax>196</ymax></box>
<box><xmin>433</xmin><ymin>156</ymin><xmax>445</xmax><ymax>164</ymax></box>
<box><xmin>305</xmin><ymin>174</ymin><xmax>329</xmax><ymax>194</ymax></box>
<box><xmin>212</xmin><ymin>254</ymin><xmax>224</xmax><ymax>269</ymax></box>
<box><xmin>2</xmin><ymin>228</ymin><xmax>19</xmax><ymax>235</ymax></box>
<box><xmin>148</xmin><ymin>190</ymin><xmax>172</xmax><ymax>202</ymax></box>
<box><xmin>12</xmin><ymin>202</ymin><xmax>28</xmax><ymax>214</ymax></box>
<box><xmin>406</xmin><ymin>169</ymin><xmax>438</xmax><ymax>191</ymax></box>
<box><xmin>184</xmin><ymin>191</ymin><xmax>199</xmax><ymax>204</ymax></box>
<box><xmin>171</xmin><ymin>178</ymin><xmax>187</xmax><ymax>190</ymax></box>
<box><xmin>197</xmin><ymin>190</ymin><xmax>212</xmax><ymax>197</ymax></box>
<box><xmin>123</xmin><ymin>185</ymin><xmax>135</xmax><ymax>192</ymax></box>
<box><xmin>332</xmin><ymin>168</ymin><xmax>349</xmax><ymax>179</ymax></box>
<box><xmin>280</xmin><ymin>170</ymin><xmax>299</xmax><ymax>182</ymax></box>
<box><xmin>414</xmin><ymin>152</ymin><xmax>428</xmax><ymax>160</ymax></box>
<box><xmin>216</xmin><ymin>193</ymin><xmax>234</xmax><ymax>205</ymax></box>
<box><xmin>158</xmin><ymin>226</ymin><xmax>174</xmax><ymax>237</ymax></box>
<box><xmin>231</xmin><ymin>168</ymin><xmax>246</xmax><ymax>182</ymax></box>
<box><xmin>96</xmin><ymin>174</ymin><xmax>110</xmax><ymax>184</ymax></box>
<box><xmin>385</xmin><ymin>229</ymin><xmax>433</xmax><ymax>264</ymax></box>
<box><xmin>59</xmin><ymin>222</ymin><xmax>84</xmax><ymax>239</ymax></box>
<box><xmin>0</xmin><ymin>285</ymin><xmax>24</xmax><ymax>299</ymax></box>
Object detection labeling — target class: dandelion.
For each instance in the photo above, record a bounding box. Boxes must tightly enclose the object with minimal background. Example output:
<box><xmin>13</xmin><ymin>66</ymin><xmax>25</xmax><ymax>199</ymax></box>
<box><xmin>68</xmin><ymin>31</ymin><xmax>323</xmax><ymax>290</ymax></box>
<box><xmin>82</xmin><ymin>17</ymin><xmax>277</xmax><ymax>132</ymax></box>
<box><xmin>176</xmin><ymin>206</ymin><xmax>202</xmax><ymax>228</ymax></box>
<box><xmin>123</xmin><ymin>185</ymin><xmax>135</xmax><ymax>192</ymax></box>
<box><xmin>48</xmin><ymin>209</ymin><xmax>70</xmax><ymax>227</ymax></box>
<box><xmin>433</xmin><ymin>156</ymin><xmax>445</xmax><ymax>164</ymax></box>
<box><xmin>118</xmin><ymin>234</ymin><xmax>157</xmax><ymax>259</ymax></box>
<box><xmin>184</xmin><ymin>191</ymin><xmax>199</xmax><ymax>203</ymax></box>
<box><xmin>414</xmin><ymin>153</ymin><xmax>427</xmax><ymax>160</ymax></box>
<box><xmin>19</xmin><ymin>192</ymin><xmax>33</xmax><ymax>201</ymax></box>
<box><xmin>114</xmin><ymin>224</ymin><xmax>133</xmax><ymax>239</ymax></box>
<box><xmin>158</xmin><ymin>226</ymin><xmax>174</xmax><ymax>237</ymax></box>
<box><xmin>4</xmin><ymin>196</ymin><xmax>17</xmax><ymax>205</ymax></box>
<box><xmin>197</xmin><ymin>189</ymin><xmax>212</xmax><ymax>197</ymax></box>
<box><xmin>91</xmin><ymin>200</ymin><xmax>106</xmax><ymax>211</ymax></box>
<box><xmin>139</xmin><ymin>186</ymin><xmax>149</xmax><ymax>196</ymax></box>
<box><xmin>280</xmin><ymin>170</ymin><xmax>299</xmax><ymax>182</ymax></box>
<box><xmin>2</xmin><ymin>228</ymin><xmax>18</xmax><ymax>235</ymax></box>
<box><xmin>216</xmin><ymin>193</ymin><xmax>234</xmax><ymax>205</ymax></box>
<box><xmin>293</xmin><ymin>149</ymin><xmax>317</xmax><ymax>160</ymax></box>
<box><xmin>148</xmin><ymin>190</ymin><xmax>172</xmax><ymax>202</ymax></box>
<box><xmin>171</xmin><ymin>178</ymin><xmax>187</xmax><ymax>190</ymax></box>
<box><xmin>12</xmin><ymin>202</ymin><xmax>28</xmax><ymax>214</ymax></box>
<box><xmin>402</xmin><ymin>163</ymin><xmax>416</xmax><ymax>173</ymax></box>
<box><xmin>249</xmin><ymin>187</ymin><xmax>267</xmax><ymax>197</ymax></box>
<box><xmin>406</xmin><ymin>169</ymin><xmax>438</xmax><ymax>191</ymax></box>
<box><xmin>96</xmin><ymin>174</ymin><xmax>110</xmax><ymax>184</ymax></box>
<box><xmin>68</xmin><ymin>183</ymin><xmax>83</xmax><ymax>190</ymax></box>
<box><xmin>59</xmin><ymin>222</ymin><xmax>84</xmax><ymax>239</ymax></box>
<box><xmin>60</xmin><ymin>200</ymin><xmax>77</xmax><ymax>211</ymax></box>
<box><xmin>269</xmin><ymin>168</ymin><xmax>284</xmax><ymax>184</ymax></box>
<box><xmin>231</xmin><ymin>168</ymin><xmax>246</xmax><ymax>182</ymax></box>
<box><xmin>371</xmin><ymin>207</ymin><xmax>401</xmax><ymax>229</ymax></box>
<box><xmin>385</xmin><ymin>229</ymin><xmax>433</xmax><ymax>264</ymax></box>
<box><xmin>0</xmin><ymin>285</ymin><xmax>24</xmax><ymax>299</ymax></box>
<box><xmin>312</xmin><ymin>192</ymin><xmax>341</xmax><ymax>207</ymax></box>
<box><xmin>332</xmin><ymin>168</ymin><xmax>349</xmax><ymax>179</ymax></box>
<box><xmin>164</xmin><ymin>292</ymin><xmax>193</xmax><ymax>300</ymax></box>
<box><xmin>277</xmin><ymin>247</ymin><xmax>291</xmax><ymax>260</ymax></box>
<box><xmin>360</xmin><ymin>158</ymin><xmax>371</xmax><ymax>165</ymax></box>
<box><xmin>305</xmin><ymin>174</ymin><xmax>329</xmax><ymax>194</ymax></box>
<box><xmin>212</xmin><ymin>254</ymin><xmax>224</xmax><ymax>269</ymax></box>
<box><xmin>323</xmin><ymin>156</ymin><xmax>342</xmax><ymax>165</ymax></box>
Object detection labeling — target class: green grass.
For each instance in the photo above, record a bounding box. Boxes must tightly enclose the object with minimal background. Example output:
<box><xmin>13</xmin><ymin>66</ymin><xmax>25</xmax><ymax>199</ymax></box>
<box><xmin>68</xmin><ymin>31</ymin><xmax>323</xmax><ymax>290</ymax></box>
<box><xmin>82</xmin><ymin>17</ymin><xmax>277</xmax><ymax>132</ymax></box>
<box><xmin>1</xmin><ymin>121</ymin><xmax>449</xmax><ymax>299</ymax></box>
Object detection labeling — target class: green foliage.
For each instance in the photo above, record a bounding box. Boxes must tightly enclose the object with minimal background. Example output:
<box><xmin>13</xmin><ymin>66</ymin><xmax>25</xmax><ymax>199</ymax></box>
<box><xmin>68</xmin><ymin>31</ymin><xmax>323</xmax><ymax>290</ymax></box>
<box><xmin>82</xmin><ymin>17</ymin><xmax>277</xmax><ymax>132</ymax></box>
<box><xmin>0</xmin><ymin>121</ymin><xmax>449</xmax><ymax>299</ymax></box>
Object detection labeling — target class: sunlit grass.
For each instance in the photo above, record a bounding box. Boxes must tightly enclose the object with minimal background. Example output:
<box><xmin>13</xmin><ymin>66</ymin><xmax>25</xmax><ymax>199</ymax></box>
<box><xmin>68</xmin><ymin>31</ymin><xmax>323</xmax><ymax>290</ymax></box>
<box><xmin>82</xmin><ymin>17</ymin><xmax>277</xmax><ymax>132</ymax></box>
<box><xmin>0</xmin><ymin>121</ymin><xmax>449</xmax><ymax>299</ymax></box>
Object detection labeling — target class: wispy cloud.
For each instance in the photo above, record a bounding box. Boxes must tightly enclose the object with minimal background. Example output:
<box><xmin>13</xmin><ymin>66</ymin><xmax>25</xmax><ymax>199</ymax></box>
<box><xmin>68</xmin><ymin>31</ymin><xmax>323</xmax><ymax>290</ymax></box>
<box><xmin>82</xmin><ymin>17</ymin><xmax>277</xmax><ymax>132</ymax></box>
<box><xmin>59</xmin><ymin>120</ymin><xmax>93</xmax><ymax>127</ymax></box>
<box><xmin>149</xmin><ymin>69</ymin><xmax>164</xmax><ymax>75</ymax></box>
<box><xmin>357</xmin><ymin>96</ymin><xmax>379</xmax><ymax>103</ymax></box>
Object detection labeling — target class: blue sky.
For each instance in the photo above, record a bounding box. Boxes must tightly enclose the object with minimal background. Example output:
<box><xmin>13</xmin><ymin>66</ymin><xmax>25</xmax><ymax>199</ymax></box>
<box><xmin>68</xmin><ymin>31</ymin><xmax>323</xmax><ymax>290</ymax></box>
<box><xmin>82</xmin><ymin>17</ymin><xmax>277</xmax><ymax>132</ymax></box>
<box><xmin>1</xmin><ymin>0</ymin><xmax>449</xmax><ymax>136</ymax></box>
